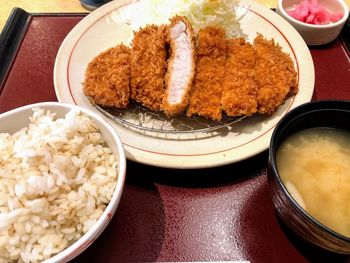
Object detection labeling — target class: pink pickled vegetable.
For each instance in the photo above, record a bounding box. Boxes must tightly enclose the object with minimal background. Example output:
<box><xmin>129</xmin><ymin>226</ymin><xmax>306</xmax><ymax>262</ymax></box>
<box><xmin>330</xmin><ymin>13</ymin><xmax>344</xmax><ymax>22</ymax></box>
<box><xmin>308</xmin><ymin>0</ymin><xmax>321</xmax><ymax>14</ymax></box>
<box><xmin>313</xmin><ymin>8</ymin><xmax>331</xmax><ymax>24</ymax></box>
<box><xmin>287</xmin><ymin>0</ymin><xmax>343</xmax><ymax>25</ymax></box>
<box><xmin>305</xmin><ymin>13</ymin><xmax>315</xmax><ymax>23</ymax></box>
<box><xmin>288</xmin><ymin>1</ymin><xmax>309</xmax><ymax>21</ymax></box>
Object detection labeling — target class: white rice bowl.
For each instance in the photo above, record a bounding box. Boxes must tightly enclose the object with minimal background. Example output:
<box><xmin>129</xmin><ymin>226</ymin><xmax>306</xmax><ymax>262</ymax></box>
<box><xmin>0</xmin><ymin>102</ymin><xmax>126</xmax><ymax>263</ymax></box>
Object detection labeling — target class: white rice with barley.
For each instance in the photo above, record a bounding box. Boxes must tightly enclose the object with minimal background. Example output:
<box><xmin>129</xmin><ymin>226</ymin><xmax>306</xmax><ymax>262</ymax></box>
<box><xmin>0</xmin><ymin>108</ymin><xmax>118</xmax><ymax>262</ymax></box>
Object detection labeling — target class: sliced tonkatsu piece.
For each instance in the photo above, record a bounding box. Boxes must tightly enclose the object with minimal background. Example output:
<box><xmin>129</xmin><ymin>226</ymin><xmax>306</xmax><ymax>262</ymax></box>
<box><xmin>187</xmin><ymin>27</ymin><xmax>227</xmax><ymax>121</ymax></box>
<box><xmin>83</xmin><ymin>44</ymin><xmax>131</xmax><ymax>108</ymax></box>
<box><xmin>221</xmin><ymin>38</ymin><xmax>258</xmax><ymax>117</ymax></box>
<box><xmin>130</xmin><ymin>24</ymin><xmax>167</xmax><ymax>111</ymax></box>
<box><xmin>253</xmin><ymin>34</ymin><xmax>298</xmax><ymax>114</ymax></box>
<box><xmin>162</xmin><ymin>16</ymin><xmax>196</xmax><ymax>117</ymax></box>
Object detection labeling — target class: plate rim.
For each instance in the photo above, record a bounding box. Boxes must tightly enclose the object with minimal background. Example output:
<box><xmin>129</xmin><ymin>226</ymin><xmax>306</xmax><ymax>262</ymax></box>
<box><xmin>54</xmin><ymin>0</ymin><xmax>315</xmax><ymax>169</ymax></box>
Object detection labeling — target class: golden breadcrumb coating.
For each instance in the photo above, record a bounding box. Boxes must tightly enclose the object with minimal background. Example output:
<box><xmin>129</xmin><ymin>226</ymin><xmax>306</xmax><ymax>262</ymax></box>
<box><xmin>222</xmin><ymin>38</ymin><xmax>258</xmax><ymax>117</ymax></box>
<box><xmin>130</xmin><ymin>25</ymin><xmax>167</xmax><ymax>111</ymax></box>
<box><xmin>83</xmin><ymin>44</ymin><xmax>131</xmax><ymax>108</ymax></box>
<box><xmin>83</xmin><ymin>17</ymin><xmax>299</xmax><ymax>124</ymax></box>
<box><xmin>163</xmin><ymin>16</ymin><xmax>196</xmax><ymax>117</ymax></box>
<box><xmin>187</xmin><ymin>27</ymin><xmax>227</xmax><ymax>121</ymax></box>
<box><xmin>253</xmin><ymin>34</ymin><xmax>298</xmax><ymax>114</ymax></box>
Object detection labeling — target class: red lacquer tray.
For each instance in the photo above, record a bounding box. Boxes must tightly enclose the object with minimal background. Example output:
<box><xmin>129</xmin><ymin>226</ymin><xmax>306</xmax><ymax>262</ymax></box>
<box><xmin>0</xmin><ymin>8</ymin><xmax>350</xmax><ymax>262</ymax></box>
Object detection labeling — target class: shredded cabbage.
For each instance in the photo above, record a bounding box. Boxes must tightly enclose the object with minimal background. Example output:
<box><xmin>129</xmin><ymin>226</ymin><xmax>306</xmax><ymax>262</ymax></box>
<box><xmin>117</xmin><ymin>0</ymin><xmax>245</xmax><ymax>38</ymax></box>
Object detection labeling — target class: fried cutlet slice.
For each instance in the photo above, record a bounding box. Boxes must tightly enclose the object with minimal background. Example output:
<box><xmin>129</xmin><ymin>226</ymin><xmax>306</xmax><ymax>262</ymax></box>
<box><xmin>222</xmin><ymin>38</ymin><xmax>258</xmax><ymax>117</ymax></box>
<box><xmin>130</xmin><ymin>25</ymin><xmax>167</xmax><ymax>111</ymax></box>
<box><xmin>83</xmin><ymin>44</ymin><xmax>131</xmax><ymax>108</ymax></box>
<box><xmin>253</xmin><ymin>34</ymin><xmax>298</xmax><ymax>114</ymax></box>
<box><xmin>162</xmin><ymin>16</ymin><xmax>196</xmax><ymax>117</ymax></box>
<box><xmin>187</xmin><ymin>27</ymin><xmax>227</xmax><ymax>121</ymax></box>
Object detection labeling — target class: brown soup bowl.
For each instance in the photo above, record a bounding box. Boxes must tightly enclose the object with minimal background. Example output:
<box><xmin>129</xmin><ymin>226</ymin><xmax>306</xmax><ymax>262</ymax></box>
<box><xmin>268</xmin><ymin>100</ymin><xmax>350</xmax><ymax>254</ymax></box>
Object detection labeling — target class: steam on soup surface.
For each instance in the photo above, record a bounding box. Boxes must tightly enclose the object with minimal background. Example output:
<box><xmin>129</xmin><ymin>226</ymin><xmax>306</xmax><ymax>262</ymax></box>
<box><xmin>277</xmin><ymin>128</ymin><xmax>350</xmax><ymax>237</ymax></box>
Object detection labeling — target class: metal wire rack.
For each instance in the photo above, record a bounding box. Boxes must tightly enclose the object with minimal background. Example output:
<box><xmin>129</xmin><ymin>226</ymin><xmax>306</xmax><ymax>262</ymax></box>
<box><xmin>96</xmin><ymin>102</ymin><xmax>244</xmax><ymax>137</ymax></box>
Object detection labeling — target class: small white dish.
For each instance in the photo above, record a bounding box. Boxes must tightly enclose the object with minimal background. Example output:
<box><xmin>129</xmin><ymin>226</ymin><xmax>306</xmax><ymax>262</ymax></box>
<box><xmin>277</xmin><ymin>0</ymin><xmax>349</xmax><ymax>46</ymax></box>
<box><xmin>0</xmin><ymin>102</ymin><xmax>126</xmax><ymax>262</ymax></box>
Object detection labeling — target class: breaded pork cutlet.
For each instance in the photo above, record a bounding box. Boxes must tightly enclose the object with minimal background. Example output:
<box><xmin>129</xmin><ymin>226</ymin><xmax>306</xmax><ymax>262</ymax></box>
<box><xmin>187</xmin><ymin>27</ymin><xmax>227</xmax><ymax>121</ymax></box>
<box><xmin>253</xmin><ymin>34</ymin><xmax>298</xmax><ymax>114</ymax></box>
<box><xmin>130</xmin><ymin>25</ymin><xmax>167</xmax><ymax>111</ymax></box>
<box><xmin>162</xmin><ymin>16</ymin><xmax>195</xmax><ymax>117</ymax></box>
<box><xmin>222</xmin><ymin>38</ymin><xmax>258</xmax><ymax>117</ymax></box>
<box><xmin>83</xmin><ymin>44</ymin><xmax>131</xmax><ymax>108</ymax></box>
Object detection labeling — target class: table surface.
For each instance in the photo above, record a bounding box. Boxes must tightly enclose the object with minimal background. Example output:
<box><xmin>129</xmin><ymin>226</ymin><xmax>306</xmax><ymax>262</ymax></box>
<box><xmin>0</xmin><ymin>7</ymin><xmax>350</xmax><ymax>263</ymax></box>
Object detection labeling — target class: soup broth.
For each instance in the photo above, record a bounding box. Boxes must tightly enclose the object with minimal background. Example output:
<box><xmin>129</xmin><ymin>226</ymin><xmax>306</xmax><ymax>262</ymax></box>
<box><xmin>277</xmin><ymin>128</ymin><xmax>350</xmax><ymax>237</ymax></box>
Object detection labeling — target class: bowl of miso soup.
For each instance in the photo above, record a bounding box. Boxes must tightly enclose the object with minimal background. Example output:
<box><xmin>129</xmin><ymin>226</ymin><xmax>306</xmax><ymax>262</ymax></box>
<box><xmin>268</xmin><ymin>100</ymin><xmax>350</xmax><ymax>254</ymax></box>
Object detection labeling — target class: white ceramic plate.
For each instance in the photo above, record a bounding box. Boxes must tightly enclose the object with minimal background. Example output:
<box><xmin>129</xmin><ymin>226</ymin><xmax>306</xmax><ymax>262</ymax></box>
<box><xmin>54</xmin><ymin>0</ymin><xmax>315</xmax><ymax>169</ymax></box>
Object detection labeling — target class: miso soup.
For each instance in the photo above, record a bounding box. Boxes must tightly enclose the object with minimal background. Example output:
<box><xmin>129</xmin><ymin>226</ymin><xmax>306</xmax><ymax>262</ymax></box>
<box><xmin>277</xmin><ymin>128</ymin><xmax>350</xmax><ymax>237</ymax></box>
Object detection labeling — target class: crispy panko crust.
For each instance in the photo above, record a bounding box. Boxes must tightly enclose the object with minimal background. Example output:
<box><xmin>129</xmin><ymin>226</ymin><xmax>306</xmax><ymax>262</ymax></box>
<box><xmin>187</xmin><ymin>27</ymin><xmax>227</xmax><ymax>121</ymax></box>
<box><xmin>253</xmin><ymin>34</ymin><xmax>298</xmax><ymax>114</ymax></box>
<box><xmin>163</xmin><ymin>16</ymin><xmax>196</xmax><ymax>117</ymax></box>
<box><xmin>222</xmin><ymin>38</ymin><xmax>258</xmax><ymax>117</ymax></box>
<box><xmin>83</xmin><ymin>18</ymin><xmax>299</xmax><ymax>123</ymax></box>
<box><xmin>130</xmin><ymin>25</ymin><xmax>167</xmax><ymax>111</ymax></box>
<box><xmin>83</xmin><ymin>44</ymin><xmax>131</xmax><ymax>108</ymax></box>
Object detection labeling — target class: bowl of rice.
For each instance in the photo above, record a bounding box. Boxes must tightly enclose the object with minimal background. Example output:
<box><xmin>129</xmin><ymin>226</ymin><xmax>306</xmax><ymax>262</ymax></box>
<box><xmin>0</xmin><ymin>102</ymin><xmax>126</xmax><ymax>262</ymax></box>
